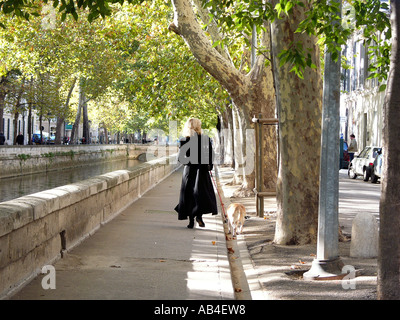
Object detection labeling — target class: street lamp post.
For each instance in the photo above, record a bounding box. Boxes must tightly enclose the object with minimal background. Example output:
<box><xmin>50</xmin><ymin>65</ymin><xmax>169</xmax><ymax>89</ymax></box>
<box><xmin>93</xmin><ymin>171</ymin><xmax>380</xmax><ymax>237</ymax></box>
<box><xmin>303</xmin><ymin>0</ymin><xmax>345</xmax><ymax>280</ymax></box>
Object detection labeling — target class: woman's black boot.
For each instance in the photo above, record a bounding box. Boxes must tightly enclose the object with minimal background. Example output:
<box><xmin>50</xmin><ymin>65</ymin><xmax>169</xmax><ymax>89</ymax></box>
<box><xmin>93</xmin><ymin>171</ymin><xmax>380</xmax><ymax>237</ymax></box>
<box><xmin>187</xmin><ymin>216</ymin><xmax>194</xmax><ymax>229</ymax></box>
<box><xmin>196</xmin><ymin>216</ymin><xmax>205</xmax><ymax>227</ymax></box>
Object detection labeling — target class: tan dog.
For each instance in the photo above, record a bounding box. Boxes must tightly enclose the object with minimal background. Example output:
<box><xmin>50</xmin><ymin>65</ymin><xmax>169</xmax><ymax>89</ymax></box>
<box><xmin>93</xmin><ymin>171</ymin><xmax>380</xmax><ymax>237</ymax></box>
<box><xmin>226</xmin><ymin>203</ymin><xmax>246</xmax><ymax>238</ymax></box>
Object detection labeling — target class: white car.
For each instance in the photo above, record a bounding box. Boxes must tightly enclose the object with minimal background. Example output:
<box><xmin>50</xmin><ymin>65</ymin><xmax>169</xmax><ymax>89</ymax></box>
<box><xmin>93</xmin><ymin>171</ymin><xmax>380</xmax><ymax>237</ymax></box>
<box><xmin>371</xmin><ymin>151</ymin><xmax>383</xmax><ymax>183</ymax></box>
<box><xmin>348</xmin><ymin>146</ymin><xmax>382</xmax><ymax>181</ymax></box>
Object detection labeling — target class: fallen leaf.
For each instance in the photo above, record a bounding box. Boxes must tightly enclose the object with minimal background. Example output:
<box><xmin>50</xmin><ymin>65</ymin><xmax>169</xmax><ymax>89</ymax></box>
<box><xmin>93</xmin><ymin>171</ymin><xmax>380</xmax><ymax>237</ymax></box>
<box><xmin>159</xmin><ymin>260</ymin><xmax>166</xmax><ymax>263</ymax></box>
<box><xmin>228</xmin><ymin>247</ymin><xmax>235</xmax><ymax>254</ymax></box>
<box><xmin>310</xmin><ymin>253</ymin><xmax>316</xmax><ymax>257</ymax></box>
<box><xmin>299</xmin><ymin>260</ymin><xmax>306</xmax><ymax>264</ymax></box>
<box><xmin>234</xmin><ymin>288</ymin><xmax>242</xmax><ymax>293</ymax></box>
<box><xmin>110</xmin><ymin>264</ymin><xmax>121</xmax><ymax>268</ymax></box>
<box><xmin>212</xmin><ymin>241</ymin><xmax>216</xmax><ymax>245</ymax></box>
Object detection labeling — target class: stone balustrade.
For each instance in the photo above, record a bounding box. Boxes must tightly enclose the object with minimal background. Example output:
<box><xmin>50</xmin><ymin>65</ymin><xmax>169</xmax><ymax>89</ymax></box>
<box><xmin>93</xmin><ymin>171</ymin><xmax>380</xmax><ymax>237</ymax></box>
<box><xmin>0</xmin><ymin>144</ymin><xmax>177</xmax><ymax>179</ymax></box>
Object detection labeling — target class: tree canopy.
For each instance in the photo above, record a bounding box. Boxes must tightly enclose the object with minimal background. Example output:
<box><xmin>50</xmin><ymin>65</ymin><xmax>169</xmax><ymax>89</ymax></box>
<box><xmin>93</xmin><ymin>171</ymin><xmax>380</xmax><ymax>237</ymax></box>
<box><xmin>1</xmin><ymin>0</ymin><xmax>391</xmax><ymax>114</ymax></box>
<box><xmin>0</xmin><ymin>0</ymin><xmax>228</xmax><ymax>137</ymax></box>
<box><xmin>197</xmin><ymin>0</ymin><xmax>390</xmax><ymax>83</ymax></box>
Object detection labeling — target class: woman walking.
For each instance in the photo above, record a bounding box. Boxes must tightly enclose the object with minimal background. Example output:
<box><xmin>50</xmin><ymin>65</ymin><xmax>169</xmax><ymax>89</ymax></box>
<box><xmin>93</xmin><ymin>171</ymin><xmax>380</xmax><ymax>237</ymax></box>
<box><xmin>174</xmin><ymin>118</ymin><xmax>218</xmax><ymax>228</ymax></box>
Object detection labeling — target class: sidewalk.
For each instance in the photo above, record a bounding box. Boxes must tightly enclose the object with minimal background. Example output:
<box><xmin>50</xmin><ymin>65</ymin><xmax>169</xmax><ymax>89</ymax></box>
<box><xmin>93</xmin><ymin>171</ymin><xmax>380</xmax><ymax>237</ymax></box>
<box><xmin>214</xmin><ymin>165</ymin><xmax>378</xmax><ymax>300</ymax></box>
<box><xmin>11</xmin><ymin>167</ymin><xmax>234</xmax><ymax>300</ymax></box>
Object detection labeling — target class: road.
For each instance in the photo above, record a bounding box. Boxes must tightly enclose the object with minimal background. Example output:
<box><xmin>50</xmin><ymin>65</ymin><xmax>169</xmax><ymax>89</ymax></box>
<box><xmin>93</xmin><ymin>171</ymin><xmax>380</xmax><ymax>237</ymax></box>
<box><xmin>339</xmin><ymin>169</ymin><xmax>381</xmax><ymax>235</ymax></box>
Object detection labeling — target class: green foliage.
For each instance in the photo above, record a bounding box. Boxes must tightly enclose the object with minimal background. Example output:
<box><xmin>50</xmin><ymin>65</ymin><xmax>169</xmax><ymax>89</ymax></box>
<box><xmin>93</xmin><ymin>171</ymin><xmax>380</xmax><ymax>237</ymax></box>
<box><xmin>92</xmin><ymin>2</ymin><xmax>227</xmax><ymax>134</ymax></box>
<box><xmin>2</xmin><ymin>0</ymin><xmax>391</xmax><ymax>135</ymax></box>
<box><xmin>1</xmin><ymin>0</ymin><xmax>227</xmax><ymax>138</ymax></box>
<box><xmin>200</xmin><ymin>0</ymin><xmax>391</xmax><ymax>82</ymax></box>
<box><xmin>200</xmin><ymin>0</ymin><xmax>274</xmax><ymax>66</ymax></box>
<box><xmin>17</xmin><ymin>153</ymin><xmax>32</xmax><ymax>161</ymax></box>
<box><xmin>277</xmin><ymin>42</ymin><xmax>317</xmax><ymax>79</ymax></box>
<box><xmin>202</xmin><ymin>0</ymin><xmax>275</xmax><ymax>35</ymax></box>
<box><xmin>64</xmin><ymin>149</ymin><xmax>75</xmax><ymax>159</ymax></box>
<box><xmin>274</xmin><ymin>0</ymin><xmax>304</xmax><ymax>18</ymax></box>
<box><xmin>353</xmin><ymin>0</ymin><xmax>391</xmax><ymax>83</ymax></box>
<box><xmin>42</xmin><ymin>152</ymin><xmax>55</xmax><ymax>158</ymax></box>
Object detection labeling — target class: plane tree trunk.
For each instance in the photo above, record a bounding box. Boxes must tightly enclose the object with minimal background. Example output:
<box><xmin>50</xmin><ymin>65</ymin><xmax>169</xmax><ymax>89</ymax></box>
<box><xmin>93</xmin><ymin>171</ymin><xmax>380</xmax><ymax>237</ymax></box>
<box><xmin>271</xmin><ymin>0</ymin><xmax>323</xmax><ymax>245</ymax></box>
<box><xmin>378</xmin><ymin>0</ymin><xmax>400</xmax><ymax>300</ymax></box>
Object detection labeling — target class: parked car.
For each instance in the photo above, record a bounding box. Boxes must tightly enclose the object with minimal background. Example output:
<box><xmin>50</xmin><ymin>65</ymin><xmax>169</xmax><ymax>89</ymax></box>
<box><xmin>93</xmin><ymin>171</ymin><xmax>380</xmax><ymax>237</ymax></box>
<box><xmin>371</xmin><ymin>150</ymin><xmax>383</xmax><ymax>183</ymax></box>
<box><xmin>45</xmin><ymin>135</ymin><xmax>55</xmax><ymax>145</ymax></box>
<box><xmin>32</xmin><ymin>133</ymin><xmax>43</xmax><ymax>145</ymax></box>
<box><xmin>348</xmin><ymin>146</ymin><xmax>382</xmax><ymax>181</ymax></box>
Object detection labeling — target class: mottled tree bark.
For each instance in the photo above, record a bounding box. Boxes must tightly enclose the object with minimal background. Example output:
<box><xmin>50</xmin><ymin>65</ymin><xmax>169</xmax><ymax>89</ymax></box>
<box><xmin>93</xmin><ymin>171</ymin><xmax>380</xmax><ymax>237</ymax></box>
<box><xmin>271</xmin><ymin>1</ymin><xmax>323</xmax><ymax>245</ymax></box>
<box><xmin>0</xmin><ymin>93</ymin><xmax>4</xmax><ymax>134</ymax></box>
<box><xmin>55</xmin><ymin>77</ymin><xmax>76</xmax><ymax>145</ymax></box>
<box><xmin>378</xmin><ymin>0</ymin><xmax>400</xmax><ymax>300</ymax></box>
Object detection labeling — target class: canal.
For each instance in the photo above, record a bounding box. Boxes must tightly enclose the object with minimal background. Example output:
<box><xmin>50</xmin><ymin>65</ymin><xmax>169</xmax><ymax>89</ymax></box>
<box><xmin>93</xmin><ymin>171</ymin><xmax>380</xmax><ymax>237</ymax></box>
<box><xmin>0</xmin><ymin>159</ymin><xmax>142</xmax><ymax>203</ymax></box>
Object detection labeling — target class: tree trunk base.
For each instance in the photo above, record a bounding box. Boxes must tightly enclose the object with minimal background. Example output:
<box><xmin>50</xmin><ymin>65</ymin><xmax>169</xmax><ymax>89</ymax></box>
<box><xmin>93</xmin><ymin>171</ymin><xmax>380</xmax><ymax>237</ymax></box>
<box><xmin>232</xmin><ymin>186</ymin><xmax>255</xmax><ymax>197</ymax></box>
<box><xmin>225</xmin><ymin>174</ymin><xmax>242</xmax><ymax>186</ymax></box>
<box><xmin>338</xmin><ymin>226</ymin><xmax>350</xmax><ymax>242</ymax></box>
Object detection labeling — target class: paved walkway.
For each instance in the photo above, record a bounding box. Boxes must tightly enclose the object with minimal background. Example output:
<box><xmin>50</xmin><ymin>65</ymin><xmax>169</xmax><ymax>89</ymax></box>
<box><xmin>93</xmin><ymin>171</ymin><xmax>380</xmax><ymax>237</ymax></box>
<box><xmin>11</xmin><ymin>167</ymin><xmax>234</xmax><ymax>300</ymax></box>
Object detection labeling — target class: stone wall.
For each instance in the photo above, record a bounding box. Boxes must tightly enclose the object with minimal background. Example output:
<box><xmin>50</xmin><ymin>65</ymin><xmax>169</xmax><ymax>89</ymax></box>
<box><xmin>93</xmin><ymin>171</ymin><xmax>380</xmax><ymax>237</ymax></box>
<box><xmin>0</xmin><ymin>155</ymin><xmax>180</xmax><ymax>299</ymax></box>
<box><xmin>0</xmin><ymin>144</ymin><xmax>177</xmax><ymax>179</ymax></box>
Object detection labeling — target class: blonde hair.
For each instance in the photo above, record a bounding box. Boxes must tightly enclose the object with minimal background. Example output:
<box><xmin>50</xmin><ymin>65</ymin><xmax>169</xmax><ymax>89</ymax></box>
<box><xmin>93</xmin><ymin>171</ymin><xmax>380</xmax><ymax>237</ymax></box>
<box><xmin>182</xmin><ymin>118</ymin><xmax>202</xmax><ymax>137</ymax></box>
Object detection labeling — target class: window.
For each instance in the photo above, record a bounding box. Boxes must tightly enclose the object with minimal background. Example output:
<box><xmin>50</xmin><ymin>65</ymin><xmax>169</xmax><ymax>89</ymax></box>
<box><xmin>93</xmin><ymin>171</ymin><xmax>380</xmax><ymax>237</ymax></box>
<box><xmin>372</xmin><ymin>148</ymin><xmax>382</xmax><ymax>158</ymax></box>
<box><xmin>359</xmin><ymin>147</ymin><xmax>370</xmax><ymax>158</ymax></box>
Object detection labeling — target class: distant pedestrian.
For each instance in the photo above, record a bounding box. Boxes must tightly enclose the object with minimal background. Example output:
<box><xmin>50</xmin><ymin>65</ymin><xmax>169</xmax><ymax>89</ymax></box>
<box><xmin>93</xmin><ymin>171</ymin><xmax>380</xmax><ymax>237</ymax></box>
<box><xmin>16</xmin><ymin>132</ymin><xmax>24</xmax><ymax>145</ymax></box>
<box><xmin>174</xmin><ymin>118</ymin><xmax>218</xmax><ymax>229</ymax></box>
<box><xmin>0</xmin><ymin>132</ymin><xmax>5</xmax><ymax>145</ymax></box>
<box><xmin>348</xmin><ymin>134</ymin><xmax>358</xmax><ymax>162</ymax></box>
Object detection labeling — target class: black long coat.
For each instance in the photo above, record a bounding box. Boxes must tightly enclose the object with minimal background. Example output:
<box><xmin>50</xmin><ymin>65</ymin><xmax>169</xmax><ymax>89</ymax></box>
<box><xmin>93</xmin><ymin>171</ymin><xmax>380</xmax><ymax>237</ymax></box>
<box><xmin>174</xmin><ymin>134</ymin><xmax>218</xmax><ymax>220</ymax></box>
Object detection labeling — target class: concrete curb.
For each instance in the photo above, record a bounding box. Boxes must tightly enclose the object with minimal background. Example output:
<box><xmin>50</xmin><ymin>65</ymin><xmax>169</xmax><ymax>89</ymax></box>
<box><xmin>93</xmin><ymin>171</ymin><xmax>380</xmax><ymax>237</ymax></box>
<box><xmin>236</xmin><ymin>234</ymin><xmax>269</xmax><ymax>300</ymax></box>
<box><xmin>212</xmin><ymin>166</ymin><xmax>253</xmax><ymax>300</ymax></box>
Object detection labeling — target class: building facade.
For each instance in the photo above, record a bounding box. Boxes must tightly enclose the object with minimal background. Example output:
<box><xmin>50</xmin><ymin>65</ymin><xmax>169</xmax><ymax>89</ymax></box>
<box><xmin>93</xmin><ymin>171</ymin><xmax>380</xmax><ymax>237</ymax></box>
<box><xmin>340</xmin><ymin>31</ymin><xmax>386</xmax><ymax>152</ymax></box>
<box><xmin>1</xmin><ymin>109</ymin><xmax>99</xmax><ymax>145</ymax></box>
<box><xmin>1</xmin><ymin>111</ymin><xmax>34</xmax><ymax>145</ymax></box>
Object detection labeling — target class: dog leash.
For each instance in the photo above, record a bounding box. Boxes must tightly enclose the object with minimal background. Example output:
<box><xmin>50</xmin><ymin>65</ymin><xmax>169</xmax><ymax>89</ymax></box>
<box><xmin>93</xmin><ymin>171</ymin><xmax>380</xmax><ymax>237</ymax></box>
<box><xmin>210</xmin><ymin>170</ymin><xmax>227</xmax><ymax>219</ymax></box>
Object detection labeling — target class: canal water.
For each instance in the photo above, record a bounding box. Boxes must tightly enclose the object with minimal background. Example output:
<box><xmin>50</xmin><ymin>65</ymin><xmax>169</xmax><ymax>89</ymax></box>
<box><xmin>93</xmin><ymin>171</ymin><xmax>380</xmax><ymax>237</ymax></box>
<box><xmin>0</xmin><ymin>159</ymin><xmax>141</xmax><ymax>203</ymax></box>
